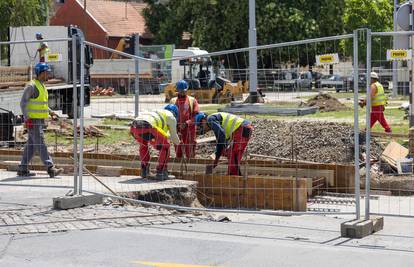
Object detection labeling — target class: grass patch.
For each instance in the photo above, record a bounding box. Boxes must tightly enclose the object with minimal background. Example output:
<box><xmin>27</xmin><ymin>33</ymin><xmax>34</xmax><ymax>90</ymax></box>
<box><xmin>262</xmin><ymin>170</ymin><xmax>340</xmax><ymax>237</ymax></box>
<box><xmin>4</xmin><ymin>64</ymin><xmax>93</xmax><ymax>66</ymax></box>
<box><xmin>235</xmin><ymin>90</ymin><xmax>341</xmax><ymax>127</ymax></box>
<box><xmin>101</xmin><ymin>118</ymin><xmax>131</xmax><ymax>126</ymax></box>
<box><xmin>45</xmin><ymin>129</ymin><xmax>132</xmax><ymax>146</ymax></box>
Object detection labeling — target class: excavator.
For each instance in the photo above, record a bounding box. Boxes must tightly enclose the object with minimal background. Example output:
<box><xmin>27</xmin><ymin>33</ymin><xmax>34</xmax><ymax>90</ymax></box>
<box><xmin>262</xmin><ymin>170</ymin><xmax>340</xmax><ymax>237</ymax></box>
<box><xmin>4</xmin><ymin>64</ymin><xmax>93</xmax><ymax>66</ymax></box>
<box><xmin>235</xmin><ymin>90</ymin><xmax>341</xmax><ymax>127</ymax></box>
<box><xmin>164</xmin><ymin>48</ymin><xmax>246</xmax><ymax>104</ymax></box>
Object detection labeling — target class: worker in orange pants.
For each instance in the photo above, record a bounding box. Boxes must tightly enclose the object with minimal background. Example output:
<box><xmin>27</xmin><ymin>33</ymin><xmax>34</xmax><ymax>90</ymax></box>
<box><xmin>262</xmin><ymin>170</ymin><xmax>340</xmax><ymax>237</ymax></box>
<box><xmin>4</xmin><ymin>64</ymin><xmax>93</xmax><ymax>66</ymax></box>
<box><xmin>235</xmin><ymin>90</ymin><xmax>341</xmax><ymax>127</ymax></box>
<box><xmin>170</xmin><ymin>80</ymin><xmax>199</xmax><ymax>159</ymax></box>
<box><xmin>130</xmin><ymin>105</ymin><xmax>180</xmax><ymax>180</ymax></box>
<box><xmin>195</xmin><ymin>112</ymin><xmax>253</xmax><ymax>176</ymax></box>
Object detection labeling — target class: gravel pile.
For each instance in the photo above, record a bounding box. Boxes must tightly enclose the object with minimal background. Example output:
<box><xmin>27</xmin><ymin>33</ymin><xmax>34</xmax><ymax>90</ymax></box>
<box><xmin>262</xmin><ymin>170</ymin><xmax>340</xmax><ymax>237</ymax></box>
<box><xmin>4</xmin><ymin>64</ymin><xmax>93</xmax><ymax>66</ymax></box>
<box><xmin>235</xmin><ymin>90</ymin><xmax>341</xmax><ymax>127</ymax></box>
<box><xmin>196</xmin><ymin>119</ymin><xmax>383</xmax><ymax>164</ymax></box>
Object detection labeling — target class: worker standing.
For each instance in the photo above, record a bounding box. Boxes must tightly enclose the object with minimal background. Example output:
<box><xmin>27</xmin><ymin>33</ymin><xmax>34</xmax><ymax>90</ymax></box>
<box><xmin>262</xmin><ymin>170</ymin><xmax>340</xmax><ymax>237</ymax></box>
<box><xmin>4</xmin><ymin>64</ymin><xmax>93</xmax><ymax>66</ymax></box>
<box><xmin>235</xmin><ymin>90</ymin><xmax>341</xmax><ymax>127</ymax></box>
<box><xmin>35</xmin><ymin>33</ymin><xmax>49</xmax><ymax>63</ymax></box>
<box><xmin>17</xmin><ymin>63</ymin><xmax>63</xmax><ymax>177</ymax></box>
<box><xmin>359</xmin><ymin>72</ymin><xmax>391</xmax><ymax>133</ymax></box>
<box><xmin>195</xmin><ymin>112</ymin><xmax>253</xmax><ymax>175</ymax></box>
<box><xmin>130</xmin><ymin>104</ymin><xmax>180</xmax><ymax>180</ymax></box>
<box><xmin>170</xmin><ymin>80</ymin><xmax>199</xmax><ymax>159</ymax></box>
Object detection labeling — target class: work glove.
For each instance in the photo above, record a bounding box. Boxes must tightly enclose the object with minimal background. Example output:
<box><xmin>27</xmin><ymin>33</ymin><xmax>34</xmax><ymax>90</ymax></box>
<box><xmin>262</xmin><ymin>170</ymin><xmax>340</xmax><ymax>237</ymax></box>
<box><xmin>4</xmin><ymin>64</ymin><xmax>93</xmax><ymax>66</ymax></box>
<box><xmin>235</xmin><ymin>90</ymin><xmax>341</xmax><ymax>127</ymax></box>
<box><xmin>50</xmin><ymin>111</ymin><xmax>59</xmax><ymax>121</ymax></box>
<box><xmin>358</xmin><ymin>99</ymin><xmax>366</xmax><ymax>108</ymax></box>
<box><xmin>24</xmin><ymin>119</ymin><xmax>33</xmax><ymax>129</ymax></box>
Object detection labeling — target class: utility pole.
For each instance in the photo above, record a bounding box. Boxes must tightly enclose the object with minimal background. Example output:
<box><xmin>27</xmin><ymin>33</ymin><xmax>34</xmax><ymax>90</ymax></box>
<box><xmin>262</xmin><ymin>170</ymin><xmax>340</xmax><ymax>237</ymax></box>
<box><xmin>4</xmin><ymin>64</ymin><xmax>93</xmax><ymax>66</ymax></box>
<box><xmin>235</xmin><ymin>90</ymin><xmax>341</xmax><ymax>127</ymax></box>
<box><xmin>83</xmin><ymin>0</ymin><xmax>87</xmax><ymax>35</ymax></box>
<box><xmin>248</xmin><ymin>0</ymin><xmax>258</xmax><ymax>103</ymax></box>
<box><xmin>392</xmin><ymin>0</ymin><xmax>398</xmax><ymax>97</ymax></box>
<box><xmin>411</xmin><ymin>2</ymin><xmax>414</xmax><ymax>127</ymax></box>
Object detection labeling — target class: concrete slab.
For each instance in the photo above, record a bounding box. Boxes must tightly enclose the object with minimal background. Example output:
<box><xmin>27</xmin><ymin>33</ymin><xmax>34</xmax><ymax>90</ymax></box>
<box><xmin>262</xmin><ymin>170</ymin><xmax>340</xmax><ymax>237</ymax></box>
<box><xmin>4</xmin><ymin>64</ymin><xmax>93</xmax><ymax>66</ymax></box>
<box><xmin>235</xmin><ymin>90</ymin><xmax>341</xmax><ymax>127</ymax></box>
<box><xmin>219</xmin><ymin>103</ymin><xmax>318</xmax><ymax>116</ymax></box>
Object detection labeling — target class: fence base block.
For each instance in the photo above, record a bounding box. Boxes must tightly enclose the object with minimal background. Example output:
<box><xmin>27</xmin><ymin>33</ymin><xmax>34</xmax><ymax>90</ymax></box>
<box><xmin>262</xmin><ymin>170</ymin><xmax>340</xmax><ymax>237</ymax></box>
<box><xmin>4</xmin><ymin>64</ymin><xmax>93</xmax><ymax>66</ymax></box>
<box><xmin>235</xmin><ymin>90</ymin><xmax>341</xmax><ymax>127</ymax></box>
<box><xmin>53</xmin><ymin>194</ymin><xmax>103</xmax><ymax>210</ymax></box>
<box><xmin>340</xmin><ymin>217</ymin><xmax>384</xmax><ymax>238</ymax></box>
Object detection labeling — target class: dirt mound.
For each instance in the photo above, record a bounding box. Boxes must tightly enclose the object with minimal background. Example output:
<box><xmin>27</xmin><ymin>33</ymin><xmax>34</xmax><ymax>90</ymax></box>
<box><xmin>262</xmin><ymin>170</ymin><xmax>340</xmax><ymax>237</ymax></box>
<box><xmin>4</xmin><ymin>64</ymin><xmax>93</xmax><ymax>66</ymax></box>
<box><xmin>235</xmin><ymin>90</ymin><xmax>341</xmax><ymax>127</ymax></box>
<box><xmin>196</xmin><ymin>119</ymin><xmax>383</xmax><ymax>164</ymax></box>
<box><xmin>304</xmin><ymin>93</ymin><xmax>349</xmax><ymax>112</ymax></box>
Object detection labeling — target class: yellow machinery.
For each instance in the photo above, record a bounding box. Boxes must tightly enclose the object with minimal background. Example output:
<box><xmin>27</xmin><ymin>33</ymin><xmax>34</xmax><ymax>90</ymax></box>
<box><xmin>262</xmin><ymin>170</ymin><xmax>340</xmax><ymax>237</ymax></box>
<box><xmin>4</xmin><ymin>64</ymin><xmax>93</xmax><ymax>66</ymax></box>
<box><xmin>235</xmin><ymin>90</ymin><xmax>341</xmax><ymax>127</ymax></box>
<box><xmin>164</xmin><ymin>57</ymin><xmax>244</xmax><ymax>104</ymax></box>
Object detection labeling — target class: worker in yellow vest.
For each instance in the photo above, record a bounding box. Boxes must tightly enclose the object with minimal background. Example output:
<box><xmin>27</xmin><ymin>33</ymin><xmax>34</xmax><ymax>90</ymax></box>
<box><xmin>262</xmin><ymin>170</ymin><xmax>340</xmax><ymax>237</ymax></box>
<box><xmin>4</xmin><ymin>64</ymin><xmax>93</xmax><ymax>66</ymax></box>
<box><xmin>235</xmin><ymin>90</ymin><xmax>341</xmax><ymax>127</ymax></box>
<box><xmin>17</xmin><ymin>63</ymin><xmax>63</xmax><ymax>177</ymax></box>
<box><xmin>36</xmin><ymin>33</ymin><xmax>49</xmax><ymax>63</ymax></box>
<box><xmin>195</xmin><ymin>112</ymin><xmax>253</xmax><ymax>175</ymax></box>
<box><xmin>360</xmin><ymin>72</ymin><xmax>391</xmax><ymax>133</ymax></box>
<box><xmin>170</xmin><ymin>80</ymin><xmax>199</xmax><ymax>159</ymax></box>
<box><xmin>130</xmin><ymin>104</ymin><xmax>181</xmax><ymax>180</ymax></box>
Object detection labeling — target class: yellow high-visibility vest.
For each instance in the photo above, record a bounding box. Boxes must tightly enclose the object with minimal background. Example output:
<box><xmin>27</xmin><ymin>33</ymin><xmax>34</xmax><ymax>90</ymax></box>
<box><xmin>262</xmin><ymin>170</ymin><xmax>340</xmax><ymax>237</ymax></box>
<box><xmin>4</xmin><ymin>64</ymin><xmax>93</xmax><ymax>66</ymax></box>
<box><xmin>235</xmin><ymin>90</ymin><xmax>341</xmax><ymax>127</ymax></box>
<box><xmin>372</xmin><ymin>81</ymin><xmax>386</xmax><ymax>107</ymax></box>
<box><xmin>212</xmin><ymin>112</ymin><xmax>244</xmax><ymax>140</ymax></box>
<box><xmin>38</xmin><ymin>43</ymin><xmax>49</xmax><ymax>59</ymax></box>
<box><xmin>137</xmin><ymin>110</ymin><xmax>170</xmax><ymax>137</ymax></box>
<box><xmin>170</xmin><ymin>96</ymin><xmax>195</xmax><ymax>112</ymax></box>
<box><xmin>27</xmin><ymin>79</ymin><xmax>49</xmax><ymax>119</ymax></box>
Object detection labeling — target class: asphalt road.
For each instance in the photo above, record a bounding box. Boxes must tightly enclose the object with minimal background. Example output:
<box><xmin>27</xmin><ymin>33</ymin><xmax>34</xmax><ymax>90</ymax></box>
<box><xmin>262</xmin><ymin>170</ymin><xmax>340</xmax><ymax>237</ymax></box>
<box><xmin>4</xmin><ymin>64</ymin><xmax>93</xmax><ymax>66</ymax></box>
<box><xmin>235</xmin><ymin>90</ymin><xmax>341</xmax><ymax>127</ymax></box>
<box><xmin>1</xmin><ymin>215</ymin><xmax>414</xmax><ymax>267</ymax></box>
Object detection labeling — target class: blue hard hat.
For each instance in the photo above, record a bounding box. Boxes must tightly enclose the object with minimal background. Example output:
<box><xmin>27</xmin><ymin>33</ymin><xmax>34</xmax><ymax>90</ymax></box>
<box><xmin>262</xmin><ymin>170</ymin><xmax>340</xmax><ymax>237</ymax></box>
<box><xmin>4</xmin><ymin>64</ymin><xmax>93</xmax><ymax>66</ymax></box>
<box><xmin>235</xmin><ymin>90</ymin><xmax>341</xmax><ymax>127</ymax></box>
<box><xmin>176</xmin><ymin>80</ymin><xmax>188</xmax><ymax>92</ymax></box>
<box><xmin>35</xmin><ymin>62</ymin><xmax>50</xmax><ymax>76</ymax></box>
<box><xmin>195</xmin><ymin>112</ymin><xmax>207</xmax><ymax>126</ymax></box>
<box><xmin>35</xmin><ymin>33</ymin><xmax>43</xmax><ymax>39</ymax></box>
<box><xmin>164</xmin><ymin>104</ymin><xmax>178</xmax><ymax>119</ymax></box>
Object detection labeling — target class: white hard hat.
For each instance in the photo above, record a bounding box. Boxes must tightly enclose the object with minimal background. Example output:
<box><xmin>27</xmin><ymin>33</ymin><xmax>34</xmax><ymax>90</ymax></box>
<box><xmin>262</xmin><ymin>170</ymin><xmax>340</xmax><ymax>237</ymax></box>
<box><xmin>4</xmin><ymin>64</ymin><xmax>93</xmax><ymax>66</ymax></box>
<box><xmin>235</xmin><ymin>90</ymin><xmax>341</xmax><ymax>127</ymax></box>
<box><xmin>370</xmin><ymin>72</ymin><xmax>379</xmax><ymax>79</ymax></box>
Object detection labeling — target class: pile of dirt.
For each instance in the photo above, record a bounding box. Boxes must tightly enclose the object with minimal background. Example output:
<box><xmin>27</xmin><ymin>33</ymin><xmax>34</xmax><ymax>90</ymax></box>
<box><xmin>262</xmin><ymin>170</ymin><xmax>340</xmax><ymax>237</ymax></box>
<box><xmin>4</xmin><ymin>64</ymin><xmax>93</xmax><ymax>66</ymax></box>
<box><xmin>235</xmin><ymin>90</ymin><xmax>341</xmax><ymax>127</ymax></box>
<box><xmin>196</xmin><ymin>119</ymin><xmax>383</xmax><ymax>164</ymax></box>
<box><xmin>304</xmin><ymin>93</ymin><xmax>349</xmax><ymax>112</ymax></box>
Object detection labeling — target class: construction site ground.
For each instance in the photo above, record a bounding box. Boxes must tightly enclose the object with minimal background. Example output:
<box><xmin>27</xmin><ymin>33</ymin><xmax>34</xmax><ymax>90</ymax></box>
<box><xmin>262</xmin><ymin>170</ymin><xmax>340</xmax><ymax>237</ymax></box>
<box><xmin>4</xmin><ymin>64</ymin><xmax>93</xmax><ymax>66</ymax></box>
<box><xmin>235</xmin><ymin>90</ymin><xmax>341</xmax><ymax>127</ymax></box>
<box><xmin>0</xmin><ymin>169</ymin><xmax>413</xmax><ymax>267</ymax></box>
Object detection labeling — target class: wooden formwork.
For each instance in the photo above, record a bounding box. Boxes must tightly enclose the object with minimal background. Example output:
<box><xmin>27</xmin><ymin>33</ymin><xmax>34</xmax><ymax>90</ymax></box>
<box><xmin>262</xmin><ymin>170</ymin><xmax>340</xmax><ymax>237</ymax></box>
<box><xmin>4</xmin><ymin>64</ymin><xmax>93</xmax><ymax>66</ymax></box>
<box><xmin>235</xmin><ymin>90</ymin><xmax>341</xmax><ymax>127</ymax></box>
<box><xmin>181</xmin><ymin>174</ymin><xmax>308</xmax><ymax>211</ymax></box>
<box><xmin>0</xmin><ymin>149</ymin><xmax>355</xmax><ymax>193</ymax></box>
<box><xmin>0</xmin><ymin>149</ymin><xmax>355</xmax><ymax>212</ymax></box>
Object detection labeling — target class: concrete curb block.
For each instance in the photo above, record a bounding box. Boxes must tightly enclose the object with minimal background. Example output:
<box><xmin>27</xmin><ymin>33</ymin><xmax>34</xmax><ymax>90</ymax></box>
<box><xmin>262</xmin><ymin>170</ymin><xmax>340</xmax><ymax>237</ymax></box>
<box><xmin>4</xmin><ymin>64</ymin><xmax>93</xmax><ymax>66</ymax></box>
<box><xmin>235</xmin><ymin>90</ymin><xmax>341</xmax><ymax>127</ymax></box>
<box><xmin>53</xmin><ymin>194</ymin><xmax>103</xmax><ymax>210</ymax></box>
<box><xmin>340</xmin><ymin>216</ymin><xmax>384</xmax><ymax>238</ymax></box>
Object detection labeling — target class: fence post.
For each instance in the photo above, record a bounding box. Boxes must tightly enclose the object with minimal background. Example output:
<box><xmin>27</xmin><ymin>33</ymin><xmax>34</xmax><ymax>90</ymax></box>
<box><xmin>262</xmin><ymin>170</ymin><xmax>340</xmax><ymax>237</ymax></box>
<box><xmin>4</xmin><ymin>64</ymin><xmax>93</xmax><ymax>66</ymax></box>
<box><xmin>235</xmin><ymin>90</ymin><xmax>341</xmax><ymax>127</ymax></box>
<box><xmin>78</xmin><ymin>31</ymin><xmax>86</xmax><ymax>195</ymax></box>
<box><xmin>353</xmin><ymin>30</ymin><xmax>360</xmax><ymax>220</ymax></box>
<box><xmin>134</xmin><ymin>33</ymin><xmax>140</xmax><ymax>117</ymax></box>
<box><xmin>248</xmin><ymin>0</ymin><xmax>258</xmax><ymax>102</ymax></box>
<box><xmin>365</xmin><ymin>28</ymin><xmax>372</xmax><ymax>220</ymax></box>
<box><xmin>71</xmin><ymin>33</ymin><xmax>79</xmax><ymax>195</ymax></box>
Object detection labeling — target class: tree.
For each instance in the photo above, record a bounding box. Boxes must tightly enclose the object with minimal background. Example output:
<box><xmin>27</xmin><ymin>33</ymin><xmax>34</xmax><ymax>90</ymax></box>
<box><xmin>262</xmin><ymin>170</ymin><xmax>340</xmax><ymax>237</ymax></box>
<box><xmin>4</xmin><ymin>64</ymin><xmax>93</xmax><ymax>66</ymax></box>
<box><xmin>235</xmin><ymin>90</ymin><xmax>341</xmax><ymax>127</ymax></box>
<box><xmin>343</xmin><ymin>0</ymin><xmax>393</xmax><ymax>64</ymax></box>
<box><xmin>142</xmin><ymin>0</ymin><xmax>345</xmax><ymax>67</ymax></box>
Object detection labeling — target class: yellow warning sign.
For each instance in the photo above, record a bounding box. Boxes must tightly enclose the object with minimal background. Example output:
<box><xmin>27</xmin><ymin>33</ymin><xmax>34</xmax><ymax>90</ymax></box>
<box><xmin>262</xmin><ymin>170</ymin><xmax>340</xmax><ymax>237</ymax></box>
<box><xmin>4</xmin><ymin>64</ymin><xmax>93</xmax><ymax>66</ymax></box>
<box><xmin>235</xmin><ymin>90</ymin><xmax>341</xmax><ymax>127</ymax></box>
<box><xmin>47</xmin><ymin>53</ymin><xmax>62</xmax><ymax>62</ymax></box>
<box><xmin>387</xmin><ymin>49</ymin><xmax>412</xmax><ymax>61</ymax></box>
<box><xmin>319</xmin><ymin>55</ymin><xmax>334</xmax><ymax>63</ymax></box>
<box><xmin>316</xmin><ymin>53</ymin><xmax>339</xmax><ymax>65</ymax></box>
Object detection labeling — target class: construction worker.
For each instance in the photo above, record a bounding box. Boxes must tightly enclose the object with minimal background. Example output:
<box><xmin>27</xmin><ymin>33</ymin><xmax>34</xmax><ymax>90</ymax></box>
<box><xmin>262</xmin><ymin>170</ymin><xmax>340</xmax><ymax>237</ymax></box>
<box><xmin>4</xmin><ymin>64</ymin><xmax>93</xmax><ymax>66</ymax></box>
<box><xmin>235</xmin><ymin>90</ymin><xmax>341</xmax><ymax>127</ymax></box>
<box><xmin>170</xmin><ymin>80</ymin><xmax>199</xmax><ymax>159</ymax></box>
<box><xmin>195</xmin><ymin>112</ymin><xmax>253</xmax><ymax>175</ymax></box>
<box><xmin>359</xmin><ymin>72</ymin><xmax>391</xmax><ymax>133</ymax></box>
<box><xmin>130</xmin><ymin>104</ymin><xmax>180</xmax><ymax>180</ymax></box>
<box><xmin>36</xmin><ymin>33</ymin><xmax>49</xmax><ymax>63</ymax></box>
<box><xmin>17</xmin><ymin>62</ymin><xmax>64</xmax><ymax>177</ymax></box>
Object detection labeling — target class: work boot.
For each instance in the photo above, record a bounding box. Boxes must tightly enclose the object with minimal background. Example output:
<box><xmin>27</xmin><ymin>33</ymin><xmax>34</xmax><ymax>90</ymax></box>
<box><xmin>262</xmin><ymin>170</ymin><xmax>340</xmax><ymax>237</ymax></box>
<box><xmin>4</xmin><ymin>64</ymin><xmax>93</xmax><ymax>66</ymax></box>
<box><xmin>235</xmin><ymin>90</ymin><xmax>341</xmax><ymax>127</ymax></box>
<box><xmin>47</xmin><ymin>166</ymin><xmax>64</xmax><ymax>178</ymax></box>
<box><xmin>154</xmin><ymin>170</ymin><xmax>175</xmax><ymax>181</ymax></box>
<box><xmin>141</xmin><ymin>165</ymin><xmax>151</xmax><ymax>178</ymax></box>
<box><xmin>17</xmin><ymin>170</ymin><xmax>36</xmax><ymax>177</ymax></box>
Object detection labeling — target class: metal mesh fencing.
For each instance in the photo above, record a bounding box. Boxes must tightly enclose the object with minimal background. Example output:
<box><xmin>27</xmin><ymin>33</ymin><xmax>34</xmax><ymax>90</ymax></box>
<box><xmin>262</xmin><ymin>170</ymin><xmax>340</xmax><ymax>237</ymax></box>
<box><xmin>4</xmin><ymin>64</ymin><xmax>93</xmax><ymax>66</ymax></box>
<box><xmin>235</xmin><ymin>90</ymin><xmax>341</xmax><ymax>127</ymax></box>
<box><xmin>75</xmin><ymin>33</ymin><xmax>365</xmax><ymax>217</ymax></box>
<box><xmin>364</xmin><ymin>31</ymin><xmax>414</xmax><ymax>218</ymax></box>
<box><xmin>0</xmin><ymin>33</ymin><xmax>77</xmax><ymax>194</ymax></box>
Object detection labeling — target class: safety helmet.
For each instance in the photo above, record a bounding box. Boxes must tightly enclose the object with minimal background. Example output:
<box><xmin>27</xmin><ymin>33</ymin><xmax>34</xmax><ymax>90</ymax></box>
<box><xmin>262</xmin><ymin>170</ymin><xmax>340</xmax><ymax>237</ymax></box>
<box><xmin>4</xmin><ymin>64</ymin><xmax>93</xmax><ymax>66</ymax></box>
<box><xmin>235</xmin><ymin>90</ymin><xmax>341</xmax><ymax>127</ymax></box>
<box><xmin>34</xmin><ymin>62</ymin><xmax>50</xmax><ymax>76</ymax></box>
<box><xmin>195</xmin><ymin>112</ymin><xmax>207</xmax><ymax>126</ymax></box>
<box><xmin>176</xmin><ymin>80</ymin><xmax>188</xmax><ymax>92</ymax></box>
<box><xmin>370</xmin><ymin>72</ymin><xmax>379</xmax><ymax>79</ymax></box>
<box><xmin>35</xmin><ymin>33</ymin><xmax>43</xmax><ymax>39</ymax></box>
<box><xmin>164</xmin><ymin>104</ymin><xmax>178</xmax><ymax>119</ymax></box>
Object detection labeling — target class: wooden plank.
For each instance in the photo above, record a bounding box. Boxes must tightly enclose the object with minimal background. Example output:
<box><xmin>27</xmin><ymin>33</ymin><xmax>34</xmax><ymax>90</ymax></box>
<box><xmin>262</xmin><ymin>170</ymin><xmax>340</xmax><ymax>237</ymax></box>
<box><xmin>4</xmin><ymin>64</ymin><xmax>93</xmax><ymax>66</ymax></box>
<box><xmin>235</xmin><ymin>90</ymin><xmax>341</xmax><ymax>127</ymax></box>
<box><xmin>381</xmin><ymin>141</ymin><xmax>409</xmax><ymax>169</ymax></box>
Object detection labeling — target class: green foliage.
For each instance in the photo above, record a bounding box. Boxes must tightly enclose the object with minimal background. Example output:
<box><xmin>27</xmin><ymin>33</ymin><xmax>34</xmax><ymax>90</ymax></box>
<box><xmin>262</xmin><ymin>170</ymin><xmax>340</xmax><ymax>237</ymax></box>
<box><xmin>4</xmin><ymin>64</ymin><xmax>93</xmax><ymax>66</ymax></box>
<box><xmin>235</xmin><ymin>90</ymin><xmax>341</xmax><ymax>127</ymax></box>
<box><xmin>143</xmin><ymin>0</ymin><xmax>345</xmax><ymax>53</ymax></box>
<box><xmin>343</xmin><ymin>0</ymin><xmax>394</xmax><ymax>64</ymax></box>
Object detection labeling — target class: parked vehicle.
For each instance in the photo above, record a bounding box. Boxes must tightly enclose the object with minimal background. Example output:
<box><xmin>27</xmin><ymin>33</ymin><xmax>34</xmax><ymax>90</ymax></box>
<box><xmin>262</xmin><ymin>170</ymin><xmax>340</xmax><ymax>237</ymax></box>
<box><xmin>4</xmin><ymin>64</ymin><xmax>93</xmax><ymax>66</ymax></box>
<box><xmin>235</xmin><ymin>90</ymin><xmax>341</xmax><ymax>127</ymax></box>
<box><xmin>273</xmin><ymin>70</ymin><xmax>313</xmax><ymax>91</ymax></box>
<box><xmin>316</xmin><ymin>74</ymin><xmax>348</xmax><ymax>92</ymax></box>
